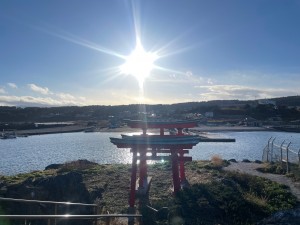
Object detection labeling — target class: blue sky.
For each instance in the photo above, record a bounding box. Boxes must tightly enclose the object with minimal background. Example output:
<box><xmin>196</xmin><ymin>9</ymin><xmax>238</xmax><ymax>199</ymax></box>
<box><xmin>1</xmin><ymin>0</ymin><xmax>300</xmax><ymax>107</ymax></box>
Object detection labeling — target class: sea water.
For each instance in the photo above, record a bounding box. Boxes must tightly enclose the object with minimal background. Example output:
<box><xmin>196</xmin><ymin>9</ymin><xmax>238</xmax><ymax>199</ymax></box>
<box><xmin>1</xmin><ymin>131</ymin><xmax>300</xmax><ymax>175</ymax></box>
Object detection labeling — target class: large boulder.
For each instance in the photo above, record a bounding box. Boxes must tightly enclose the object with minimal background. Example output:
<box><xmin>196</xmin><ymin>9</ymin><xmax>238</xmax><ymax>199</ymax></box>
<box><xmin>1</xmin><ymin>171</ymin><xmax>93</xmax><ymax>225</ymax></box>
<box><xmin>257</xmin><ymin>208</ymin><xmax>300</xmax><ymax>225</ymax></box>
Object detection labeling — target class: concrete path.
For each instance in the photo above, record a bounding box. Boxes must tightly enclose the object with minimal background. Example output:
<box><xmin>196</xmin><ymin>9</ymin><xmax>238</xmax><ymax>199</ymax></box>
<box><xmin>223</xmin><ymin>162</ymin><xmax>300</xmax><ymax>202</ymax></box>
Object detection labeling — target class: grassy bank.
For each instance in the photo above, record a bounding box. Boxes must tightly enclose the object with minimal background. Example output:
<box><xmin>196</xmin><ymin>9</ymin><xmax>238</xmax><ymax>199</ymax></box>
<box><xmin>257</xmin><ymin>161</ymin><xmax>300</xmax><ymax>182</ymax></box>
<box><xmin>0</xmin><ymin>160</ymin><xmax>298</xmax><ymax>225</ymax></box>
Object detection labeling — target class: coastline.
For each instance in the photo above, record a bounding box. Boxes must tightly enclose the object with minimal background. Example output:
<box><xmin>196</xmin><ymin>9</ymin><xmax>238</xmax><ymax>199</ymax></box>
<box><xmin>15</xmin><ymin>125</ymin><xmax>87</xmax><ymax>136</ymax></box>
<box><xmin>14</xmin><ymin>125</ymin><xmax>274</xmax><ymax>136</ymax></box>
<box><xmin>190</xmin><ymin>125</ymin><xmax>272</xmax><ymax>132</ymax></box>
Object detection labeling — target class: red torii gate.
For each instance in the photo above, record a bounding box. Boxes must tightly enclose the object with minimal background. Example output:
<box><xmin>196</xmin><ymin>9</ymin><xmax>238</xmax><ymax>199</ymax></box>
<box><xmin>110</xmin><ymin>119</ymin><xmax>201</xmax><ymax>208</ymax></box>
<box><xmin>110</xmin><ymin>119</ymin><xmax>235</xmax><ymax>207</ymax></box>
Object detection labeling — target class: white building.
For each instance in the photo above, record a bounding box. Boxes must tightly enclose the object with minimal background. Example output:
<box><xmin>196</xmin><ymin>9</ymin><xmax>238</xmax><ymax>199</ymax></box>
<box><xmin>258</xmin><ymin>99</ymin><xmax>276</xmax><ymax>106</ymax></box>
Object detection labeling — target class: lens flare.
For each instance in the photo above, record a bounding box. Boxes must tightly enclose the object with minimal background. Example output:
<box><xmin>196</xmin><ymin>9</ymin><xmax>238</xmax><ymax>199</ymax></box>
<box><xmin>120</xmin><ymin>38</ymin><xmax>158</xmax><ymax>89</ymax></box>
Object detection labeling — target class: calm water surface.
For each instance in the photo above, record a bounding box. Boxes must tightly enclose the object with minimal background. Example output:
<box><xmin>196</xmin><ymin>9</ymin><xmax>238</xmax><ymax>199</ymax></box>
<box><xmin>1</xmin><ymin>131</ymin><xmax>300</xmax><ymax>175</ymax></box>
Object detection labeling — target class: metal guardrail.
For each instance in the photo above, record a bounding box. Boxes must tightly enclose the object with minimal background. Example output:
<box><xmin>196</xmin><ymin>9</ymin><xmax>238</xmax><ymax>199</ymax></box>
<box><xmin>0</xmin><ymin>197</ymin><xmax>97</xmax><ymax>207</ymax></box>
<box><xmin>0</xmin><ymin>214</ymin><xmax>142</xmax><ymax>219</ymax></box>
<box><xmin>0</xmin><ymin>214</ymin><xmax>142</xmax><ymax>225</ymax></box>
<box><xmin>0</xmin><ymin>197</ymin><xmax>142</xmax><ymax>224</ymax></box>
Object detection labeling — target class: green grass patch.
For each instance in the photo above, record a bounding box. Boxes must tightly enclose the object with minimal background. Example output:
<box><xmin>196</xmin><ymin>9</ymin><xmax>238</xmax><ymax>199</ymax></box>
<box><xmin>149</xmin><ymin>171</ymin><xmax>297</xmax><ymax>225</ymax></box>
<box><xmin>257</xmin><ymin>162</ymin><xmax>300</xmax><ymax>181</ymax></box>
<box><xmin>57</xmin><ymin>159</ymin><xmax>98</xmax><ymax>173</ymax></box>
<box><xmin>0</xmin><ymin>170</ymin><xmax>56</xmax><ymax>185</ymax></box>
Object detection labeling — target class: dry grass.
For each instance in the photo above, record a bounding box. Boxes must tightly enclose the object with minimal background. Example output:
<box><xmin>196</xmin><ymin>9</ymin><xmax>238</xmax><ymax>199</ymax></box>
<box><xmin>243</xmin><ymin>192</ymin><xmax>269</xmax><ymax>207</ymax></box>
<box><xmin>97</xmin><ymin>217</ymin><xmax>128</xmax><ymax>225</ymax></box>
<box><xmin>211</xmin><ymin>155</ymin><xmax>223</xmax><ymax>167</ymax></box>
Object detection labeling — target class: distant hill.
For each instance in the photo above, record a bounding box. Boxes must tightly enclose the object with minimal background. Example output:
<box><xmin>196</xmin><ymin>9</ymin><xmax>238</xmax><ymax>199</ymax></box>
<box><xmin>1</xmin><ymin>95</ymin><xmax>300</xmax><ymax>123</ymax></box>
<box><xmin>270</xmin><ymin>96</ymin><xmax>300</xmax><ymax>106</ymax></box>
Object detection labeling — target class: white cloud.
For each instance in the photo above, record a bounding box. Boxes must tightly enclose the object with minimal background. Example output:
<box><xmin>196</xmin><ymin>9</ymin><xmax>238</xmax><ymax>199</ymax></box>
<box><xmin>185</xmin><ymin>71</ymin><xmax>193</xmax><ymax>78</ymax></box>
<box><xmin>78</xmin><ymin>96</ymin><xmax>87</xmax><ymax>101</ymax></box>
<box><xmin>207</xmin><ymin>79</ymin><xmax>214</xmax><ymax>85</ymax></box>
<box><xmin>0</xmin><ymin>82</ymin><xmax>91</xmax><ymax>107</ymax></box>
<box><xmin>0</xmin><ymin>95</ymin><xmax>60</xmax><ymax>106</ymax></box>
<box><xmin>196</xmin><ymin>85</ymin><xmax>299</xmax><ymax>101</ymax></box>
<box><xmin>0</xmin><ymin>93</ymin><xmax>88</xmax><ymax>107</ymax></box>
<box><xmin>28</xmin><ymin>83</ymin><xmax>51</xmax><ymax>95</ymax></box>
<box><xmin>57</xmin><ymin>93</ymin><xmax>75</xmax><ymax>100</ymax></box>
<box><xmin>150</xmin><ymin>70</ymin><xmax>204</xmax><ymax>85</ymax></box>
<box><xmin>7</xmin><ymin>83</ymin><xmax>17</xmax><ymax>89</ymax></box>
<box><xmin>56</xmin><ymin>93</ymin><xmax>86</xmax><ymax>106</ymax></box>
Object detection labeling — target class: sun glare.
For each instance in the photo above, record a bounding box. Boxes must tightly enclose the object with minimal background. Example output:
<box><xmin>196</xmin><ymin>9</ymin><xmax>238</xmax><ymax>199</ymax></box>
<box><xmin>120</xmin><ymin>38</ymin><xmax>158</xmax><ymax>88</ymax></box>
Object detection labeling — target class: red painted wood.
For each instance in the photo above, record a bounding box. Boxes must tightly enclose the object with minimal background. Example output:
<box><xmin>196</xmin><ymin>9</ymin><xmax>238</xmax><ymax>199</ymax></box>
<box><xmin>139</xmin><ymin>149</ymin><xmax>147</xmax><ymax>188</ymax></box>
<box><xmin>128</xmin><ymin>123</ymin><xmax>197</xmax><ymax>129</ymax></box>
<box><xmin>142</xmin><ymin>129</ymin><xmax>147</xmax><ymax>135</ymax></box>
<box><xmin>179</xmin><ymin>150</ymin><xmax>186</xmax><ymax>181</ymax></box>
<box><xmin>177</xmin><ymin>128</ymin><xmax>183</xmax><ymax>135</ymax></box>
<box><xmin>136</xmin><ymin>156</ymin><xmax>192</xmax><ymax>161</ymax></box>
<box><xmin>160</xmin><ymin>128</ymin><xmax>164</xmax><ymax>136</ymax></box>
<box><xmin>171</xmin><ymin>151</ymin><xmax>180</xmax><ymax>193</ymax></box>
<box><xmin>130</xmin><ymin>149</ymin><xmax>189</xmax><ymax>154</ymax></box>
<box><xmin>129</xmin><ymin>150</ymin><xmax>137</xmax><ymax>207</ymax></box>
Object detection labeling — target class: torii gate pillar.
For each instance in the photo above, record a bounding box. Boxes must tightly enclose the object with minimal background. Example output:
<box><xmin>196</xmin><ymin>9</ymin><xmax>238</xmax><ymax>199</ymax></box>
<box><xmin>129</xmin><ymin>149</ymin><xmax>137</xmax><ymax>207</ymax></box>
<box><xmin>171</xmin><ymin>150</ymin><xmax>180</xmax><ymax>193</ymax></box>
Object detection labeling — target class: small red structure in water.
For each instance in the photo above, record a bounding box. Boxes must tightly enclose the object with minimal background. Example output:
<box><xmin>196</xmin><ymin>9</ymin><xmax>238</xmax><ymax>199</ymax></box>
<box><xmin>110</xmin><ymin>119</ymin><xmax>234</xmax><ymax>208</ymax></box>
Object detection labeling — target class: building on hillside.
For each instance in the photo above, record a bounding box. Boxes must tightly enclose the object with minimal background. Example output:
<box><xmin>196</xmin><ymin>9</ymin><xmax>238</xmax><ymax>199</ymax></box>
<box><xmin>242</xmin><ymin>117</ymin><xmax>262</xmax><ymax>127</ymax></box>
<box><xmin>258</xmin><ymin>99</ymin><xmax>276</xmax><ymax>106</ymax></box>
<box><xmin>205</xmin><ymin>112</ymin><xmax>214</xmax><ymax>118</ymax></box>
<box><xmin>184</xmin><ymin>113</ymin><xmax>202</xmax><ymax>120</ymax></box>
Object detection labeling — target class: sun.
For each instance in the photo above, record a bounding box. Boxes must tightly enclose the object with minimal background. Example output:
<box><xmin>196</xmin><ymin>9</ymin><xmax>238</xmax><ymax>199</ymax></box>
<box><xmin>120</xmin><ymin>38</ymin><xmax>158</xmax><ymax>88</ymax></box>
